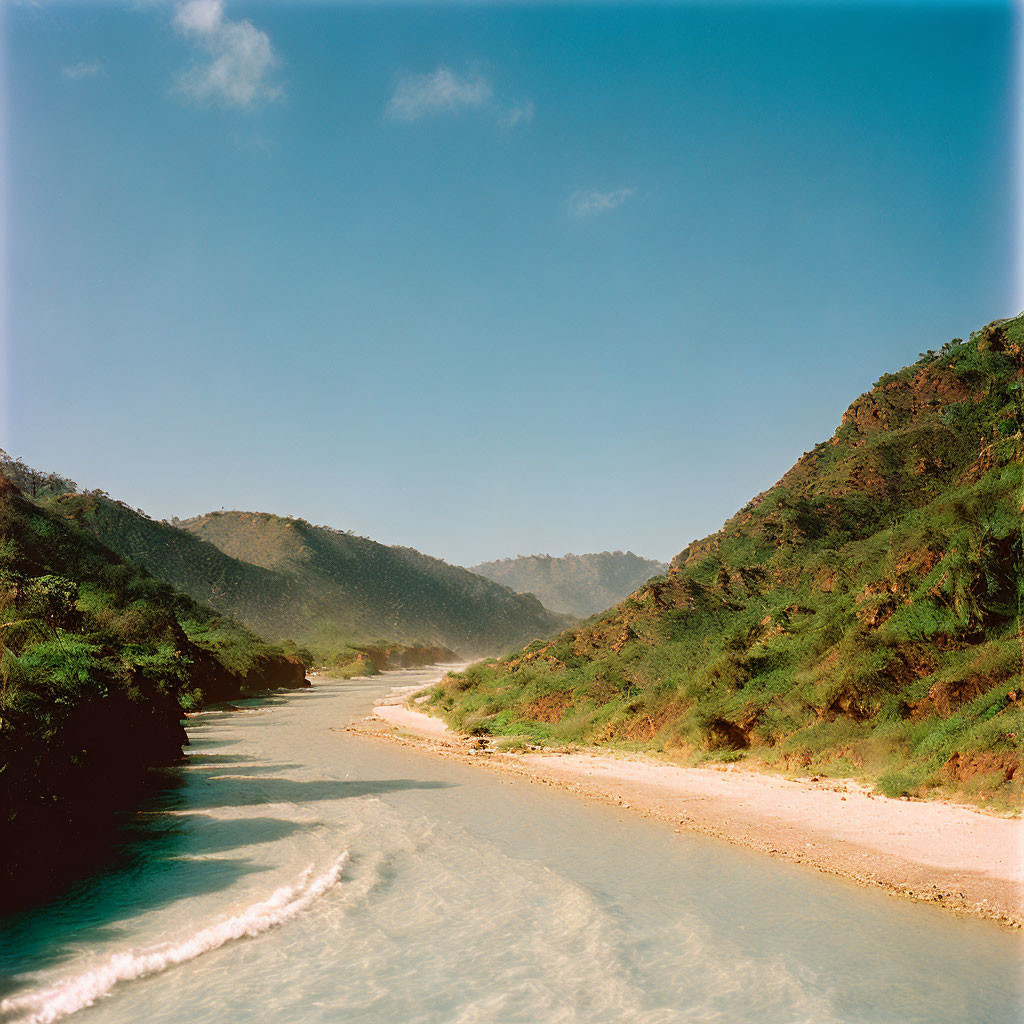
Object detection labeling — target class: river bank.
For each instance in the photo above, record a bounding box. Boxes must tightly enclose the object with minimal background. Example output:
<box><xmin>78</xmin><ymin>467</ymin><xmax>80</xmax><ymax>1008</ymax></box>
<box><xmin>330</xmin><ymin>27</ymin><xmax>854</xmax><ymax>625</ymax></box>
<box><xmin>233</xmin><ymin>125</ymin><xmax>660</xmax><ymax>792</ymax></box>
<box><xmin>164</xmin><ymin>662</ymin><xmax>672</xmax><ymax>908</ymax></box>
<box><xmin>5</xmin><ymin>669</ymin><xmax>1021</xmax><ymax>1024</ymax></box>
<box><xmin>350</xmin><ymin>688</ymin><xmax>1024</xmax><ymax>929</ymax></box>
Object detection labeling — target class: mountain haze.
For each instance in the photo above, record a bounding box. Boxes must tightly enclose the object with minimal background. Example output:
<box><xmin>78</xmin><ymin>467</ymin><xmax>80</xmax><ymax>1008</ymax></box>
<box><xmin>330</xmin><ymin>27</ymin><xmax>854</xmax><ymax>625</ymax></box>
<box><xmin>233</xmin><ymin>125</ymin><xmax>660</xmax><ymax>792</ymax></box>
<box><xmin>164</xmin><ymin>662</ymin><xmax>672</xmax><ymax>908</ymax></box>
<box><xmin>1</xmin><ymin>446</ymin><xmax>572</xmax><ymax>660</ymax></box>
<box><xmin>470</xmin><ymin>551</ymin><xmax>669</xmax><ymax>618</ymax></box>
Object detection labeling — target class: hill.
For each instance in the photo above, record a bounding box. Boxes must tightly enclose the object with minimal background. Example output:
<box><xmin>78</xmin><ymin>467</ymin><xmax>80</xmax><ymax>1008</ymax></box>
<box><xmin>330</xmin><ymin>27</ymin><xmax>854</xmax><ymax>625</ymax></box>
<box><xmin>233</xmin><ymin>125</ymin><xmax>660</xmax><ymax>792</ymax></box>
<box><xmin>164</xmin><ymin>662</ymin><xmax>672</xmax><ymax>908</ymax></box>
<box><xmin>48</xmin><ymin>498</ymin><xmax>569</xmax><ymax>657</ymax></box>
<box><xmin>470</xmin><ymin>551</ymin><xmax>669</xmax><ymax>618</ymax></box>
<box><xmin>177</xmin><ymin>511</ymin><xmax>569</xmax><ymax>656</ymax></box>
<box><xmin>422</xmin><ymin>315</ymin><xmax>1024</xmax><ymax>806</ymax></box>
<box><xmin>0</xmin><ymin>469</ymin><xmax>307</xmax><ymax>910</ymax></box>
<box><xmin>46</xmin><ymin>491</ymin><xmax>299</xmax><ymax>638</ymax></box>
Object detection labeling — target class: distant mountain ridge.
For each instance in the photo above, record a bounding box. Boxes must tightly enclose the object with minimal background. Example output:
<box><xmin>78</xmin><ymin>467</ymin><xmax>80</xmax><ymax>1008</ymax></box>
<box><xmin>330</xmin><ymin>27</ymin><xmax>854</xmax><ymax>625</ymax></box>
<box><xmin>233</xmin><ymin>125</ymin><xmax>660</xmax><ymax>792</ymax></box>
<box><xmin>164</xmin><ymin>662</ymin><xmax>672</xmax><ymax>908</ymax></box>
<box><xmin>470</xmin><ymin>551</ymin><xmax>669</xmax><ymax>618</ymax></box>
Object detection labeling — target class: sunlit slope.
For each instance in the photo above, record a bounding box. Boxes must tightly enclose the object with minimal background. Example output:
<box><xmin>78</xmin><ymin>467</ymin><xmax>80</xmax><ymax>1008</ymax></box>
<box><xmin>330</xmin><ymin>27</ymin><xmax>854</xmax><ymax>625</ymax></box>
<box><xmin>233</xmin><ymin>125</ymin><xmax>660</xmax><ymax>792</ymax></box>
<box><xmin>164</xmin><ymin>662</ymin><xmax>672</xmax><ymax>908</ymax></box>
<box><xmin>426</xmin><ymin>315</ymin><xmax>1023</xmax><ymax>802</ymax></box>
<box><xmin>470</xmin><ymin>551</ymin><xmax>669</xmax><ymax>617</ymax></box>
<box><xmin>42</xmin><ymin>484</ymin><xmax>569</xmax><ymax>658</ymax></box>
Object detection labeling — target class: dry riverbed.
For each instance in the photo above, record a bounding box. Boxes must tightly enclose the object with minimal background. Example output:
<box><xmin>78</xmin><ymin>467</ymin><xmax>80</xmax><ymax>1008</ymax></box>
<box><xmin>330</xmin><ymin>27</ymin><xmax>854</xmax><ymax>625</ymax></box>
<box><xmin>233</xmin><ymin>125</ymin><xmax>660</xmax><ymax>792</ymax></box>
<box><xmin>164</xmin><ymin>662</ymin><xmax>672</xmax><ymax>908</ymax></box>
<box><xmin>348</xmin><ymin>687</ymin><xmax>1024</xmax><ymax>929</ymax></box>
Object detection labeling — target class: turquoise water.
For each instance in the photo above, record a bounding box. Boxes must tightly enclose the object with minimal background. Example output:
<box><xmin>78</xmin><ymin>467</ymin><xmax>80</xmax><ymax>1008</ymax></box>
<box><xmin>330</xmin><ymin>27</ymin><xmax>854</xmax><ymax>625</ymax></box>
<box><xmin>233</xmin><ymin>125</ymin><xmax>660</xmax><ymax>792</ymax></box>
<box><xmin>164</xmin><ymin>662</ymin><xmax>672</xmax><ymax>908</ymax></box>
<box><xmin>2</xmin><ymin>669</ymin><xmax>1021</xmax><ymax>1023</ymax></box>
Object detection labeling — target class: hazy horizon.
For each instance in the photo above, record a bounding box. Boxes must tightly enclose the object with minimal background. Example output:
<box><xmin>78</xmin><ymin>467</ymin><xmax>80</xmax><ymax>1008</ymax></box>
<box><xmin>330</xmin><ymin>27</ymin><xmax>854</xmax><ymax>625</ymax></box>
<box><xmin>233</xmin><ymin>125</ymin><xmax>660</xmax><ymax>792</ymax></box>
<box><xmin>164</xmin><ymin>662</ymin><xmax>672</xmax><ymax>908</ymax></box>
<box><xmin>3</xmin><ymin>0</ymin><xmax>1015</xmax><ymax>565</ymax></box>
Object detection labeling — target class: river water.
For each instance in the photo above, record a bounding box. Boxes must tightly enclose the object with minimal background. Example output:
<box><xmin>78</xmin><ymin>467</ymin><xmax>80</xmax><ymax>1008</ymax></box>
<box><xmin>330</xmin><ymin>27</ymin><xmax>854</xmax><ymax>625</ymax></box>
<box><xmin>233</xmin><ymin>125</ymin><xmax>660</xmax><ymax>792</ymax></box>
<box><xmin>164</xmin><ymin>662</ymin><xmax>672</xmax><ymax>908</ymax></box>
<box><xmin>1</xmin><ymin>668</ymin><xmax>1021</xmax><ymax>1024</ymax></box>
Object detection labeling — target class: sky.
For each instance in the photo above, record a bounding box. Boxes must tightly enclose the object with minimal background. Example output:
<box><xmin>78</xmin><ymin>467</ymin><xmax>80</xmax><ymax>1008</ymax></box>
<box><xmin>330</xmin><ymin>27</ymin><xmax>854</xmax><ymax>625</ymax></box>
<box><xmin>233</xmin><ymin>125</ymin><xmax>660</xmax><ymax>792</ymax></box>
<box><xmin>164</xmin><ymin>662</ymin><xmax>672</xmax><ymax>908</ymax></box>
<box><xmin>1</xmin><ymin>0</ymin><xmax>1017</xmax><ymax>566</ymax></box>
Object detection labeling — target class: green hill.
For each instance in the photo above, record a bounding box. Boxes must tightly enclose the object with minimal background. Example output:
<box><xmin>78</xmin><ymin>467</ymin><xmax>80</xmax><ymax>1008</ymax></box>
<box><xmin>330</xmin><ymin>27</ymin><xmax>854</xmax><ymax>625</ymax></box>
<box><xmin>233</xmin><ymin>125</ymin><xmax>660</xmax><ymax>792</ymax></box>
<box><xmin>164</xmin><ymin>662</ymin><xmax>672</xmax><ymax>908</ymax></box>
<box><xmin>10</xmin><ymin>461</ymin><xmax>569</xmax><ymax>661</ymax></box>
<box><xmin>423</xmin><ymin>315</ymin><xmax>1024</xmax><ymax>806</ymax></box>
<box><xmin>470</xmin><ymin>551</ymin><xmax>669</xmax><ymax>618</ymax></box>
<box><xmin>0</xmin><ymin>469</ymin><xmax>307</xmax><ymax>910</ymax></box>
<box><xmin>48</xmin><ymin>492</ymin><xmax>298</xmax><ymax>638</ymax></box>
<box><xmin>171</xmin><ymin>511</ymin><xmax>570</xmax><ymax>656</ymax></box>
<box><xmin>42</xmin><ymin>496</ymin><xmax>540</xmax><ymax>661</ymax></box>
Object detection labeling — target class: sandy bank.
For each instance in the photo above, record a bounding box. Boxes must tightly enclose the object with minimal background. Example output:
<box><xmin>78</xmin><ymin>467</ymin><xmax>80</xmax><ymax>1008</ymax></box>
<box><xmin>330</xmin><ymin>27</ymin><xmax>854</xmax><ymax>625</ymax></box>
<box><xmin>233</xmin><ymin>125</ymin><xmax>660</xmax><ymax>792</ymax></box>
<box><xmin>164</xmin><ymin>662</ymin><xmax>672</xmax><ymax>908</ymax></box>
<box><xmin>373</xmin><ymin>689</ymin><xmax>453</xmax><ymax>738</ymax></box>
<box><xmin>348</xmin><ymin>693</ymin><xmax>1024</xmax><ymax>929</ymax></box>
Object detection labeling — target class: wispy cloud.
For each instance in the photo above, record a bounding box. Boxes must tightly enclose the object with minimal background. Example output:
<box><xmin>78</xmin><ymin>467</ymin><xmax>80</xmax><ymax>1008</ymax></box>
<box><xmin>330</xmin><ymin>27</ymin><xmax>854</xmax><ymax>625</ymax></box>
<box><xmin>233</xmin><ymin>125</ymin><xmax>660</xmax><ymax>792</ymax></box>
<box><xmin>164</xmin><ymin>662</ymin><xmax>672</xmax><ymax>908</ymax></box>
<box><xmin>386</xmin><ymin>66</ymin><xmax>533</xmax><ymax>134</ymax></box>
<box><xmin>173</xmin><ymin>0</ymin><xmax>280</xmax><ymax>109</ymax></box>
<box><xmin>62</xmin><ymin>60</ymin><xmax>105</xmax><ymax>80</ymax></box>
<box><xmin>568</xmin><ymin>187</ymin><xmax>636</xmax><ymax>217</ymax></box>
<box><xmin>500</xmin><ymin>100</ymin><xmax>534</xmax><ymax>132</ymax></box>
<box><xmin>386</xmin><ymin>67</ymin><xmax>492</xmax><ymax>122</ymax></box>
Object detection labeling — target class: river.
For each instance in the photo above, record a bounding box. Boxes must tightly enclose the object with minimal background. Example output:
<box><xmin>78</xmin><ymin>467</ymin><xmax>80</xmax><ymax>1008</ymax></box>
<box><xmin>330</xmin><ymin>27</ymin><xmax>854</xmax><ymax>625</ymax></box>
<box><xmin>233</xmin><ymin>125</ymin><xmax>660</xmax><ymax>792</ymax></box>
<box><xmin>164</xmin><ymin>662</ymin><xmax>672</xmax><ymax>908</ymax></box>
<box><xmin>1</xmin><ymin>668</ymin><xmax>1021</xmax><ymax>1024</ymax></box>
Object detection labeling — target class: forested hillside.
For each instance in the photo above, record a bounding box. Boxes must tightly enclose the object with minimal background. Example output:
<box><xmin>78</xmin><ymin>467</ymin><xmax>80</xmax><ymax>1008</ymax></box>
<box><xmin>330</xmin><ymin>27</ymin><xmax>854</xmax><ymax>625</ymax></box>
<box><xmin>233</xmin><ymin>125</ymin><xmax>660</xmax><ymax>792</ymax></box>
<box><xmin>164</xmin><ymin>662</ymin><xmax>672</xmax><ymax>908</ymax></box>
<box><xmin>175</xmin><ymin>511</ymin><xmax>570</xmax><ymax>656</ymax></box>
<box><xmin>49</xmin><ymin>492</ymin><xmax>297</xmax><ymax>636</ymax></box>
<box><xmin>470</xmin><ymin>551</ymin><xmax>668</xmax><ymax>617</ymax></box>
<box><xmin>33</xmin><ymin>492</ymin><xmax>568</xmax><ymax>658</ymax></box>
<box><xmin>425</xmin><ymin>315</ymin><xmax>1024</xmax><ymax>805</ymax></box>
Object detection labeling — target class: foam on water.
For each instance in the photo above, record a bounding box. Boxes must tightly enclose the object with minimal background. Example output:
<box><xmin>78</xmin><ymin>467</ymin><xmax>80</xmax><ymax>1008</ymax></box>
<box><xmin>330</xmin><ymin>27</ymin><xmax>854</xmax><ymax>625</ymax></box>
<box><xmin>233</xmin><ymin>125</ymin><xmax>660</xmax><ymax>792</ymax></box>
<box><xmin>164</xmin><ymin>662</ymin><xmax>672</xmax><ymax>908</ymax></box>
<box><xmin>0</xmin><ymin>853</ymin><xmax>349</xmax><ymax>1024</ymax></box>
<box><xmin>314</xmin><ymin>803</ymin><xmax>840</xmax><ymax>1024</ymax></box>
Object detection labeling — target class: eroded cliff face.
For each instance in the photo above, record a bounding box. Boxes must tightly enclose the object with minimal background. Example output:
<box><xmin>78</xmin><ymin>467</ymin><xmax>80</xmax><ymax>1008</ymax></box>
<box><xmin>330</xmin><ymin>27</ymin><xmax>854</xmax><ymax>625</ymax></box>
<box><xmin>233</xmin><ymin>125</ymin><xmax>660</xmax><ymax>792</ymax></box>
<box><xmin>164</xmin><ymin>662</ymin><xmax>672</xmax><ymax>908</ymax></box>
<box><xmin>426</xmin><ymin>316</ymin><xmax>1023</xmax><ymax>804</ymax></box>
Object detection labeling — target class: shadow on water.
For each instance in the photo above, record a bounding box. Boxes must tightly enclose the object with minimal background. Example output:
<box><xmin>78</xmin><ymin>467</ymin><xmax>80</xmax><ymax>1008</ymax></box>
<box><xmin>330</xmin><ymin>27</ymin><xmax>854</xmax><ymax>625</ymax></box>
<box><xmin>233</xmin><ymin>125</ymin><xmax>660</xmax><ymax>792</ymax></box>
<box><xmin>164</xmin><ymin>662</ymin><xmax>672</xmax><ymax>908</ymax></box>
<box><xmin>180</xmin><ymin>753</ymin><xmax>286</xmax><ymax>766</ymax></box>
<box><xmin>189</xmin><ymin>764</ymin><xmax>304</xmax><ymax>776</ymax></box>
<box><xmin>0</xmin><ymin>752</ymin><xmax>454</xmax><ymax>990</ymax></box>
<box><xmin>180</xmin><ymin>754</ymin><xmax>307</xmax><ymax>775</ymax></box>
<box><xmin>188</xmin><ymin>736</ymin><xmax>241</xmax><ymax>748</ymax></box>
<box><xmin>179</xmin><ymin>776</ymin><xmax>451</xmax><ymax>810</ymax></box>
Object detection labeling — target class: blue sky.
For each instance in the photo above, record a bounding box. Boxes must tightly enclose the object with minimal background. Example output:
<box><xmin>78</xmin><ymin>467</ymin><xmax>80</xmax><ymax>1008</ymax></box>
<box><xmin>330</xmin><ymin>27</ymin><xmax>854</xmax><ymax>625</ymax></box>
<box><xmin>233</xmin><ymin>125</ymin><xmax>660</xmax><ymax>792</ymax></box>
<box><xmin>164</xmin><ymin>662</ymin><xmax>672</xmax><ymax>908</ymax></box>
<box><xmin>2</xmin><ymin>1</ymin><xmax>1017</xmax><ymax>566</ymax></box>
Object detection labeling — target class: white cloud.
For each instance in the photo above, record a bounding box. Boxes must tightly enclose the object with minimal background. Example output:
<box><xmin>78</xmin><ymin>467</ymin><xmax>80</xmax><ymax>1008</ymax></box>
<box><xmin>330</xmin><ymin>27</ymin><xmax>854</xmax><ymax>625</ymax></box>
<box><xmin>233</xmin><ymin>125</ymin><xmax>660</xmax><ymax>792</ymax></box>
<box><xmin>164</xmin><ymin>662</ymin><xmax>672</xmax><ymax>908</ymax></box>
<box><xmin>62</xmin><ymin>60</ymin><xmax>105</xmax><ymax>80</ymax></box>
<box><xmin>568</xmin><ymin>187</ymin><xmax>636</xmax><ymax>217</ymax></box>
<box><xmin>386</xmin><ymin>67</ymin><xmax>492</xmax><ymax>122</ymax></box>
<box><xmin>173</xmin><ymin>0</ymin><xmax>280</xmax><ymax>109</ymax></box>
<box><xmin>500</xmin><ymin>100</ymin><xmax>534</xmax><ymax>132</ymax></box>
<box><xmin>175</xmin><ymin>0</ymin><xmax>222</xmax><ymax>35</ymax></box>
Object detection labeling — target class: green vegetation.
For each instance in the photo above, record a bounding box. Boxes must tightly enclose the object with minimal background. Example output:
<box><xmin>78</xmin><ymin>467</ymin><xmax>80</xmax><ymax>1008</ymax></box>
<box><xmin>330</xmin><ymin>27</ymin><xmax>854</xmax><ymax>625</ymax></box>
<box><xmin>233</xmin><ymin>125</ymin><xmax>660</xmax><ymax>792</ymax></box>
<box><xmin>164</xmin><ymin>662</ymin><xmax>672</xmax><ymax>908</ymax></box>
<box><xmin>470</xmin><ymin>551</ymin><xmax>668</xmax><ymax>618</ymax></box>
<box><xmin>0</xmin><ymin>468</ymin><xmax>307</xmax><ymax>911</ymax></box>
<box><xmin>43</xmin><ymin>489</ymin><xmax>300</xmax><ymax>640</ymax></box>
<box><xmin>426</xmin><ymin>316</ymin><xmax>1024</xmax><ymax>808</ymax></box>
